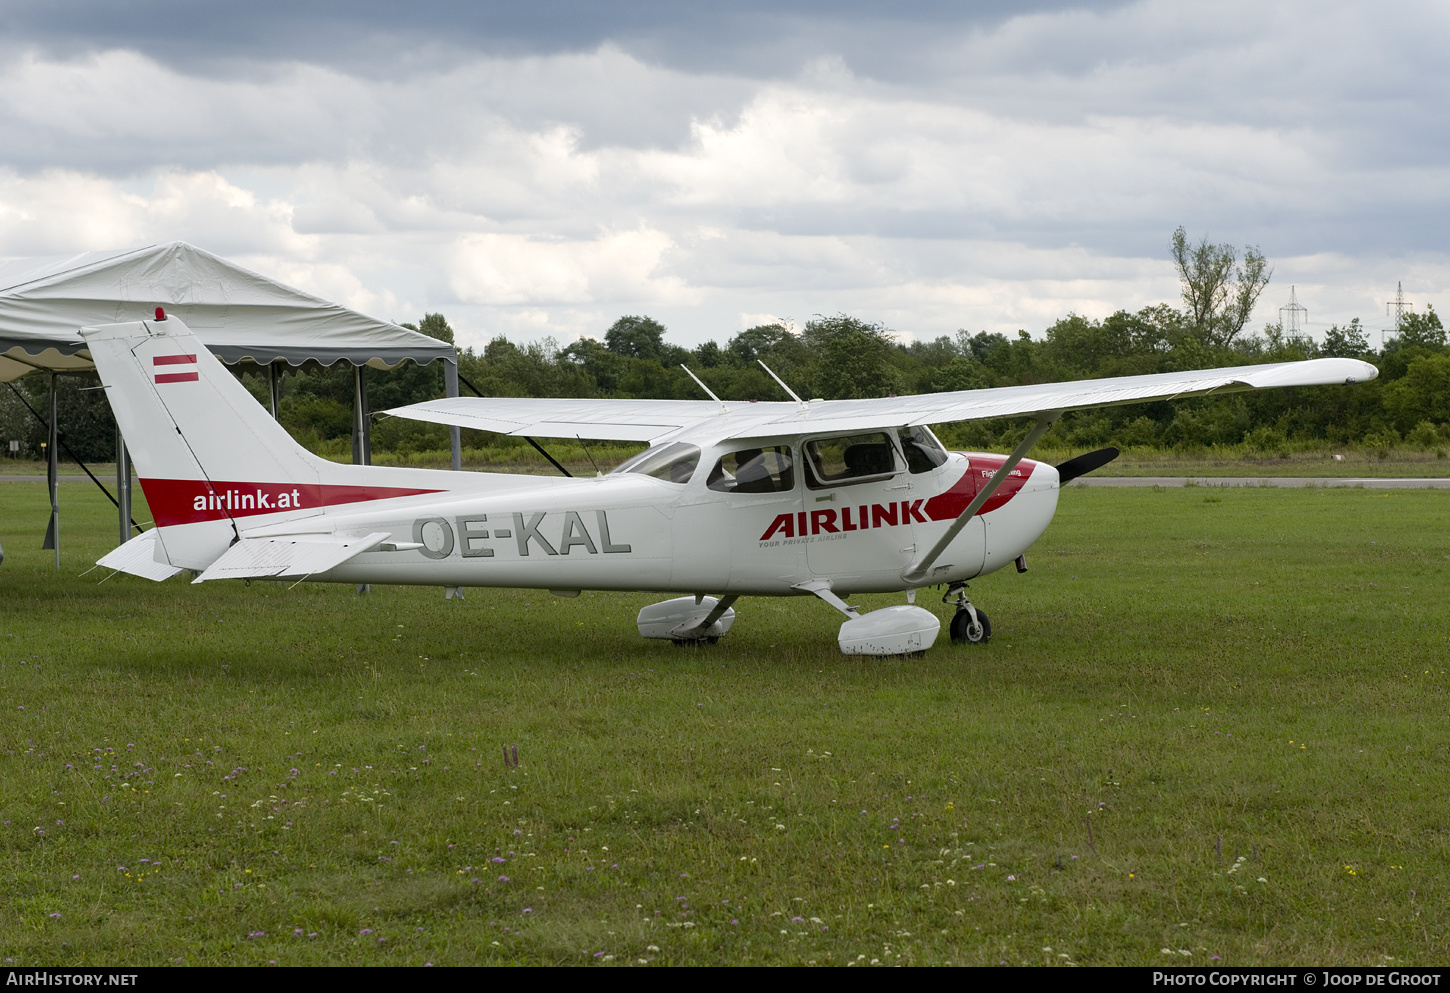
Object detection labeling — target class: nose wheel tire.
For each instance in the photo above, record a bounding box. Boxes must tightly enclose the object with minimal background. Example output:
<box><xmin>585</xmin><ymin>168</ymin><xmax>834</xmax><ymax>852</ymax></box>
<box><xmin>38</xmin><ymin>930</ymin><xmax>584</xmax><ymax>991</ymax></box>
<box><xmin>950</xmin><ymin>607</ymin><xmax>991</xmax><ymax>644</ymax></box>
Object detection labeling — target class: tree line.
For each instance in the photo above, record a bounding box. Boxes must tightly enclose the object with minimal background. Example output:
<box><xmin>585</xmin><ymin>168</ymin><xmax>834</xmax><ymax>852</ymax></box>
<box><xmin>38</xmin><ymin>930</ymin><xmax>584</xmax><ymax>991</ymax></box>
<box><xmin>279</xmin><ymin>300</ymin><xmax>1449</xmax><ymax>462</ymax></box>
<box><xmin>4</xmin><ymin>233</ymin><xmax>1447</xmax><ymax>464</ymax></box>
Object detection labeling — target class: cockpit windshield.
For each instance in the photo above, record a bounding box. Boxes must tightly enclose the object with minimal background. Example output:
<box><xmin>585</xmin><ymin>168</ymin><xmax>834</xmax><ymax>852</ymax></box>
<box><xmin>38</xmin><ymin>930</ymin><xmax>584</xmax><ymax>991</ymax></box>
<box><xmin>609</xmin><ymin>442</ymin><xmax>701</xmax><ymax>484</ymax></box>
<box><xmin>898</xmin><ymin>425</ymin><xmax>948</xmax><ymax>473</ymax></box>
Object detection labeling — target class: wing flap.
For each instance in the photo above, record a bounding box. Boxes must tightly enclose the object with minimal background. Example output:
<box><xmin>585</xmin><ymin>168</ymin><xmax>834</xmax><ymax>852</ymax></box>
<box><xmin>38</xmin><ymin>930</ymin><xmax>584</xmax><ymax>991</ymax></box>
<box><xmin>193</xmin><ymin>532</ymin><xmax>389</xmax><ymax>583</ymax></box>
<box><xmin>383</xmin><ymin>396</ymin><xmax>776</xmax><ymax>442</ymax></box>
<box><xmin>379</xmin><ymin>394</ymin><xmax>765</xmax><ymax>440</ymax></box>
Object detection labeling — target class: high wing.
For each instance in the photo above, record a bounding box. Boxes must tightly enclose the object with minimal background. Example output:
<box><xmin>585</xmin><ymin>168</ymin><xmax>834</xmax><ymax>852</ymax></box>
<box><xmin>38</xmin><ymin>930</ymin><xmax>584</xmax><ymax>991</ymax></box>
<box><xmin>384</xmin><ymin>357</ymin><xmax>1378</xmax><ymax>445</ymax></box>
<box><xmin>726</xmin><ymin>357</ymin><xmax>1379</xmax><ymax>441</ymax></box>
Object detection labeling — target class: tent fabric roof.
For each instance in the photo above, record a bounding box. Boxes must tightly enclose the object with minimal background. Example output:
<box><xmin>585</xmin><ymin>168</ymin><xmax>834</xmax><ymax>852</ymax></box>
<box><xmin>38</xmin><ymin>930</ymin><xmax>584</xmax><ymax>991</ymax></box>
<box><xmin>0</xmin><ymin>242</ymin><xmax>455</xmax><ymax>382</ymax></box>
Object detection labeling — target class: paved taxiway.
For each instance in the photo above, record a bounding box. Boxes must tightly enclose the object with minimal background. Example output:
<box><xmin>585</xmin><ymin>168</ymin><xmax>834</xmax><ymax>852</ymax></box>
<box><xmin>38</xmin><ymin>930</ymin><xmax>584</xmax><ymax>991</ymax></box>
<box><xmin>1077</xmin><ymin>477</ymin><xmax>1450</xmax><ymax>488</ymax></box>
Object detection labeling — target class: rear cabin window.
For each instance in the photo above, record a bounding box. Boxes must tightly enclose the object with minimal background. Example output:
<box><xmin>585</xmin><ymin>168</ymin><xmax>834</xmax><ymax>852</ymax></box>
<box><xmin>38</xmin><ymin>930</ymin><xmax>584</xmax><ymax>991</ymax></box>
<box><xmin>804</xmin><ymin>433</ymin><xmax>902</xmax><ymax>489</ymax></box>
<box><xmin>706</xmin><ymin>446</ymin><xmax>795</xmax><ymax>493</ymax></box>
<box><xmin>611</xmin><ymin>442</ymin><xmax>701</xmax><ymax>484</ymax></box>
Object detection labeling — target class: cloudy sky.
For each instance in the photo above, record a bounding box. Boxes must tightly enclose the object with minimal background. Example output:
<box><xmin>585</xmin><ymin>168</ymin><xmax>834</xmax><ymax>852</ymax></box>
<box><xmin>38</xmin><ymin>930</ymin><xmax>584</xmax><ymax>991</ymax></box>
<box><xmin>1</xmin><ymin>0</ymin><xmax>1446</xmax><ymax>351</ymax></box>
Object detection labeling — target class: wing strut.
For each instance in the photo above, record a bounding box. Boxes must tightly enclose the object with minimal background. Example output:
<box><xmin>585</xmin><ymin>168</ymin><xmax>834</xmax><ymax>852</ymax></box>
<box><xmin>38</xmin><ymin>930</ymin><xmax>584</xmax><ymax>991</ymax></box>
<box><xmin>676</xmin><ymin>594</ymin><xmax>739</xmax><ymax>638</ymax></box>
<box><xmin>901</xmin><ymin>411</ymin><xmax>1060</xmax><ymax>585</ymax></box>
<box><xmin>523</xmin><ymin>436</ymin><xmax>573</xmax><ymax>477</ymax></box>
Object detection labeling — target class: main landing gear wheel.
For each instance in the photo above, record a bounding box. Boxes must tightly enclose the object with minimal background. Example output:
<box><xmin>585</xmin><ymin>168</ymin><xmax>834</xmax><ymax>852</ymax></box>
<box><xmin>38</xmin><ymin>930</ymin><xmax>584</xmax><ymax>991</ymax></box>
<box><xmin>949</xmin><ymin>607</ymin><xmax>991</xmax><ymax>644</ymax></box>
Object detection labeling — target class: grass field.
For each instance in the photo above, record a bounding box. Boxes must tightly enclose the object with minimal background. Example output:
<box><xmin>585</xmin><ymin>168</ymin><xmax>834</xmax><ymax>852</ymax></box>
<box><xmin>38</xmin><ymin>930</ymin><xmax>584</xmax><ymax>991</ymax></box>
<box><xmin>1</xmin><ymin>480</ymin><xmax>1448</xmax><ymax>966</ymax></box>
<box><xmin>1077</xmin><ymin>450</ymin><xmax>1450</xmax><ymax>478</ymax></box>
<box><xmin>7</xmin><ymin>440</ymin><xmax>1450</xmax><ymax>482</ymax></box>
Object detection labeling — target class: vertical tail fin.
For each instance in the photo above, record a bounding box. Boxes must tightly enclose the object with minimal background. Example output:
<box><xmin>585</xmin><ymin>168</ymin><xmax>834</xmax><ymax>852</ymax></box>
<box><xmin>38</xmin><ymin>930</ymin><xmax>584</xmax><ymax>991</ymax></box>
<box><xmin>84</xmin><ymin>316</ymin><xmax>447</xmax><ymax>572</ymax></box>
<box><xmin>85</xmin><ymin>317</ymin><xmax>324</xmax><ymax>488</ymax></box>
<box><xmin>84</xmin><ymin>317</ymin><xmax>327</xmax><ymax>569</ymax></box>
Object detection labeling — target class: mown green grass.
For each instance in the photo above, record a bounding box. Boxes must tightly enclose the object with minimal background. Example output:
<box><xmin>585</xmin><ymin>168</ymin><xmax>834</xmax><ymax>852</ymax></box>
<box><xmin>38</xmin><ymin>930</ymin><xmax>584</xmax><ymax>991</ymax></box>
<box><xmin>1</xmin><ymin>481</ymin><xmax>1448</xmax><ymax>966</ymax></box>
<box><xmin>1076</xmin><ymin>449</ymin><xmax>1450</xmax><ymax>478</ymax></box>
<box><xmin>7</xmin><ymin>440</ymin><xmax>1450</xmax><ymax>481</ymax></box>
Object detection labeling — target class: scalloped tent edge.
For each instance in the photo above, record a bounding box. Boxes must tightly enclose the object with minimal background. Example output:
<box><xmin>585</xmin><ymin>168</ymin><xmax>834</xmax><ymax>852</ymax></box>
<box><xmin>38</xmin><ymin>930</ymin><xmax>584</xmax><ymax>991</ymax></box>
<box><xmin>0</xmin><ymin>242</ymin><xmax>462</xmax><ymax>567</ymax></box>
<box><xmin>0</xmin><ymin>241</ymin><xmax>456</xmax><ymax>379</ymax></box>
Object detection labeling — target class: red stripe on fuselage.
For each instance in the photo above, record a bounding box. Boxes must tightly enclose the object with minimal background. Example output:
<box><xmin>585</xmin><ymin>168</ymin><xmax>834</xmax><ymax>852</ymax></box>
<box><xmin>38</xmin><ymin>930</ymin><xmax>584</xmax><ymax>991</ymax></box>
<box><xmin>922</xmin><ymin>456</ymin><xmax>1040</xmax><ymax>521</ymax></box>
<box><xmin>140</xmin><ymin>478</ymin><xmax>446</xmax><ymax>527</ymax></box>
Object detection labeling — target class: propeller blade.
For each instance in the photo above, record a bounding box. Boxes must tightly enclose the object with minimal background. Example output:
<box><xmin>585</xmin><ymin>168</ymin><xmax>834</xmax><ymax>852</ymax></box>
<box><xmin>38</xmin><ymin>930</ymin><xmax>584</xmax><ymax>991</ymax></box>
<box><xmin>1055</xmin><ymin>446</ymin><xmax>1120</xmax><ymax>485</ymax></box>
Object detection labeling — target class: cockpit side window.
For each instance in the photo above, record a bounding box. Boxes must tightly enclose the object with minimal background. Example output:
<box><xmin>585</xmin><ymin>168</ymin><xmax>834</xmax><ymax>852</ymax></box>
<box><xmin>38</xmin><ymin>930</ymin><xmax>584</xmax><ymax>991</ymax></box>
<box><xmin>804</xmin><ymin>432</ymin><xmax>903</xmax><ymax>489</ymax></box>
<box><xmin>898</xmin><ymin>425</ymin><xmax>948</xmax><ymax>473</ymax></box>
<box><xmin>707</xmin><ymin>446</ymin><xmax>794</xmax><ymax>493</ymax></box>
<box><xmin>610</xmin><ymin>442</ymin><xmax>701</xmax><ymax>484</ymax></box>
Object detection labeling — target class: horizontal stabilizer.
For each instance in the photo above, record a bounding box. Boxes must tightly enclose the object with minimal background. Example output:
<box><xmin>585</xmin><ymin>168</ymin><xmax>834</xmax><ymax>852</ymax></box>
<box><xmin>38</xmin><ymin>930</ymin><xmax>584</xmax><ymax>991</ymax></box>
<box><xmin>97</xmin><ymin>530</ymin><xmax>184</xmax><ymax>582</ymax></box>
<box><xmin>194</xmin><ymin>532</ymin><xmax>389</xmax><ymax>583</ymax></box>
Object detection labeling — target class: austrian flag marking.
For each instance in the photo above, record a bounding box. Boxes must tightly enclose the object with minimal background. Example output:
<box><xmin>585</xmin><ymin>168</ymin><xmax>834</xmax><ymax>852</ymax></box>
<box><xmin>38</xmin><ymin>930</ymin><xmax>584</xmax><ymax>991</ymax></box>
<box><xmin>153</xmin><ymin>353</ymin><xmax>199</xmax><ymax>384</ymax></box>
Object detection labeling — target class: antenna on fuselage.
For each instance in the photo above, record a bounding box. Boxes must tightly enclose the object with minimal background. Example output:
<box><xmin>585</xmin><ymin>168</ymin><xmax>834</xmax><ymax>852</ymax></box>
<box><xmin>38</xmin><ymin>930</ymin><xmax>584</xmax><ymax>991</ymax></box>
<box><xmin>756</xmin><ymin>359</ymin><xmax>807</xmax><ymax>410</ymax></box>
<box><xmin>680</xmin><ymin>365</ymin><xmax>727</xmax><ymax>414</ymax></box>
<box><xmin>576</xmin><ymin>434</ymin><xmax>602</xmax><ymax>476</ymax></box>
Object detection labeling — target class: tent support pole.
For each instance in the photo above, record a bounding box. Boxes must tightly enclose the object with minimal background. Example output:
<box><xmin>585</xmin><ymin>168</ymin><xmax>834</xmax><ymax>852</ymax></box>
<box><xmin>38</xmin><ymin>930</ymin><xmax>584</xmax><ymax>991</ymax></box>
<box><xmin>43</xmin><ymin>374</ymin><xmax>59</xmax><ymax>568</ymax></box>
<box><xmin>268</xmin><ymin>362</ymin><xmax>281</xmax><ymax>419</ymax></box>
<box><xmin>9</xmin><ymin>380</ymin><xmax>134</xmax><ymax>539</ymax></box>
<box><xmin>117</xmin><ymin>429</ymin><xmax>132</xmax><ymax>547</ymax></box>
<box><xmin>445</xmin><ymin>359</ymin><xmax>461</xmax><ymax>471</ymax></box>
<box><xmin>352</xmin><ymin>365</ymin><xmax>371</xmax><ymax>466</ymax></box>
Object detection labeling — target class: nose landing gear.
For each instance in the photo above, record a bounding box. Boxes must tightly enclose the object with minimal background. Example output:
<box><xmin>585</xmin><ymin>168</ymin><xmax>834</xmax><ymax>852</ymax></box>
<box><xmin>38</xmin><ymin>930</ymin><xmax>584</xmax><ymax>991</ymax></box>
<box><xmin>944</xmin><ymin>582</ymin><xmax>991</xmax><ymax>644</ymax></box>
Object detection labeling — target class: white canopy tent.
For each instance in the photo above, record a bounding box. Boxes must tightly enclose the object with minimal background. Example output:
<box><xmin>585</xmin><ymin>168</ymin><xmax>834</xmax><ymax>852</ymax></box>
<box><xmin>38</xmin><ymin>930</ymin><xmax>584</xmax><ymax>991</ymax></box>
<box><xmin>0</xmin><ymin>242</ymin><xmax>461</xmax><ymax>567</ymax></box>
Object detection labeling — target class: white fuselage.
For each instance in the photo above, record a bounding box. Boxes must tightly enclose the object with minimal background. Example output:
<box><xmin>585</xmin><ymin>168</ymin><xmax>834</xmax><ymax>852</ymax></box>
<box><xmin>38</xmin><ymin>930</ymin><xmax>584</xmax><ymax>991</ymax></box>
<box><xmin>82</xmin><ymin>314</ymin><xmax>1063</xmax><ymax>600</ymax></box>
<box><xmin>79</xmin><ymin>314</ymin><xmax>1379</xmax><ymax>652</ymax></box>
<box><xmin>156</xmin><ymin>446</ymin><xmax>1060</xmax><ymax>596</ymax></box>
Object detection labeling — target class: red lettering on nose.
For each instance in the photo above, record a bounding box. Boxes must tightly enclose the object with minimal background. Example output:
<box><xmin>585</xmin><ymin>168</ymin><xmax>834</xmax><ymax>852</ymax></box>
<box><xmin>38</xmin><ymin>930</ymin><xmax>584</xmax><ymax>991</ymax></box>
<box><xmin>902</xmin><ymin>500</ymin><xmax>928</xmax><ymax>524</ymax></box>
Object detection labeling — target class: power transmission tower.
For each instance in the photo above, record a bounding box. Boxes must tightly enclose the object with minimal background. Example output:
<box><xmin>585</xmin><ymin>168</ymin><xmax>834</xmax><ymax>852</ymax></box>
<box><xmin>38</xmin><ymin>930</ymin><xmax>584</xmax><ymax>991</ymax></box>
<box><xmin>1385</xmin><ymin>281</ymin><xmax>1415</xmax><ymax>346</ymax></box>
<box><xmin>1279</xmin><ymin>286</ymin><xmax>1308</xmax><ymax>343</ymax></box>
<box><xmin>1387</xmin><ymin>280</ymin><xmax>1414</xmax><ymax>323</ymax></box>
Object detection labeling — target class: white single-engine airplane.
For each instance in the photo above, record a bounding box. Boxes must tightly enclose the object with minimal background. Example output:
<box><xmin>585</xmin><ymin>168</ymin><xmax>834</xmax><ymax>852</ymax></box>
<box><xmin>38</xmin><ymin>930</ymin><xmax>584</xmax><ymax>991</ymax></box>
<box><xmin>88</xmin><ymin>312</ymin><xmax>1377</xmax><ymax>656</ymax></box>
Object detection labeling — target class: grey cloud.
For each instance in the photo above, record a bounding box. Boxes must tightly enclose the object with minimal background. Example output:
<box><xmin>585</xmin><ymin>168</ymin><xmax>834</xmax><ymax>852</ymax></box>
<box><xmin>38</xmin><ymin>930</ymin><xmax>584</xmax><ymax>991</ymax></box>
<box><xmin>1</xmin><ymin>0</ymin><xmax>1446</xmax><ymax>345</ymax></box>
<box><xmin>942</xmin><ymin>3</ymin><xmax>1450</xmax><ymax>163</ymax></box>
<box><xmin>0</xmin><ymin>47</ymin><xmax>755</xmax><ymax>174</ymax></box>
<box><xmin>0</xmin><ymin>0</ymin><xmax>1131</xmax><ymax>80</ymax></box>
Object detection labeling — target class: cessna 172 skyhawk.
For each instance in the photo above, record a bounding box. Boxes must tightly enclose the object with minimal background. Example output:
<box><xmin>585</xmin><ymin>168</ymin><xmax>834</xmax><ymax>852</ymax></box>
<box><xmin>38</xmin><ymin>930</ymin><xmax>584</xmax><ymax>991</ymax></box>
<box><xmin>88</xmin><ymin>313</ymin><xmax>1377</xmax><ymax>656</ymax></box>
